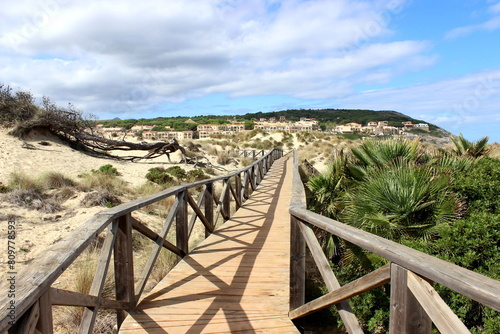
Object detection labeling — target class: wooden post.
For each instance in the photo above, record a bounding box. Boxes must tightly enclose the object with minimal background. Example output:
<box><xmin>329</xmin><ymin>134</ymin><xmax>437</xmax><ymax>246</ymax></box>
<box><xmin>290</xmin><ymin>216</ymin><xmax>306</xmax><ymax>310</ymax></box>
<box><xmin>176</xmin><ymin>191</ymin><xmax>188</xmax><ymax>255</ymax></box>
<box><xmin>205</xmin><ymin>183</ymin><xmax>214</xmax><ymax>237</ymax></box>
<box><xmin>235</xmin><ymin>174</ymin><xmax>242</xmax><ymax>211</ymax></box>
<box><xmin>222</xmin><ymin>179</ymin><xmax>231</xmax><ymax>221</ymax></box>
<box><xmin>36</xmin><ymin>290</ymin><xmax>53</xmax><ymax>334</ymax></box>
<box><xmin>390</xmin><ymin>264</ymin><xmax>432</xmax><ymax>334</ymax></box>
<box><xmin>114</xmin><ymin>214</ymin><xmax>135</xmax><ymax>329</ymax></box>
<box><xmin>253</xmin><ymin>150</ymin><xmax>256</xmax><ymax>160</ymax></box>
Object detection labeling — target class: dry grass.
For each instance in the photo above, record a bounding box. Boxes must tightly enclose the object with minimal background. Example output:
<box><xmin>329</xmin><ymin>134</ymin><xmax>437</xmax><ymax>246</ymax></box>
<box><xmin>40</xmin><ymin>171</ymin><xmax>76</xmax><ymax>189</ymax></box>
<box><xmin>240</xmin><ymin>157</ymin><xmax>253</xmax><ymax>167</ymax></box>
<box><xmin>7</xmin><ymin>172</ymin><xmax>43</xmax><ymax>192</ymax></box>
<box><xmin>135</xmin><ymin>182</ymin><xmax>176</xmax><ymax>218</ymax></box>
<box><xmin>52</xmin><ymin>186</ymin><xmax>76</xmax><ymax>203</ymax></box>
<box><xmin>81</xmin><ymin>190</ymin><xmax>121</xmax><ymax>207</ymax></box>
<box><xmin>54</xmin><ymin>245</ymin><xmax>115</xmax><ymax>333</ymax></box>
<box><xmin>217</xmin><ymin>152</ymin><xmax>232</xmax><ymax>165</ymax></box>
<box><xmin>78</xmin><ymin>171</ymin><xmax>128</xmax><ymax>195</ymax></box>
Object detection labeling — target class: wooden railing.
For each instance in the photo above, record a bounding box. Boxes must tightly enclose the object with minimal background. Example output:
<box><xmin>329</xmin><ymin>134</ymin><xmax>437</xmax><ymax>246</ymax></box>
<box><xmin>288</xmin><ymin>149</ymin><xmax>500</xmax><ymax>333</ymax></box>
<box><xmin>0</xmin><ymin>149</ymin><xmax>283</xmax><ymax>334</ymax></box>
<box><xmin>229</xmin><ymin>149</ymin><xmax>265</xmax><ymax>160</ymax></box>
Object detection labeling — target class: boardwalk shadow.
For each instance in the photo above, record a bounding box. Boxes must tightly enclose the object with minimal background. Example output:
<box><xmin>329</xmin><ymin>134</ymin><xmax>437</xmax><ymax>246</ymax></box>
<box><xmin>124</xmin><ymin>157</ymin><xmax>291</xmax><ymax>333</ymax></box>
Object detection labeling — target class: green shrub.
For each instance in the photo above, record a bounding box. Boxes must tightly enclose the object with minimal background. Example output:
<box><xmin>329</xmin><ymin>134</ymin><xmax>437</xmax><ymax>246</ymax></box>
<box><xmin>96</xmin><ymin>164</ymin><xmax>120</xmax><ymax>176</ymax></box>
<box><xmin>165</xmin><ymin>166</ymin><xmax>187</xmax><ymax>180</ymax></box>
<box><xmin>451</xmin><ymin>157</ymin><xmax>500</xmax><ymax>214</ymax></box>
<box><xmin>146</xmin><ymin>167</ymin><xmax>174</xmax><ymax>185</ymax></box>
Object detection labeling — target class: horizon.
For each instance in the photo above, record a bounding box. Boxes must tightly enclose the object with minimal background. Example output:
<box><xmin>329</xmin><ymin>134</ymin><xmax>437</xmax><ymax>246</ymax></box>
<box><xmin>1</xmin><ymin>0</ymin><xmax>499</xmax><ymax>142</ymax></box>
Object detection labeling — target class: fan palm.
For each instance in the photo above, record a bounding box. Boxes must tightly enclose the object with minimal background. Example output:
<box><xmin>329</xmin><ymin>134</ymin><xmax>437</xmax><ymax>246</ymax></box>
<box><xmin>451</xmin><ymin>133</ymin><xmax>490</xmax><ymax>158</ymax></box>
<box><xmin>307</xmin><ymin>150</ymin><xmax>350</xmax><ymax>219</ymax></box>
<box><xmin>343</xmin><ymin>161</ymin><xmax>457</xmax><ymax>242</ymax></box>
<box><xmin>349</xmin><ymin>138</ymin><xmax>423</xmax><ymax>180</ymax></box>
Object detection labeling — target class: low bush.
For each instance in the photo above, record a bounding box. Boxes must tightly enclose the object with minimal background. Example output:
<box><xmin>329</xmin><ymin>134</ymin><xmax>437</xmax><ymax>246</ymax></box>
<box><xmin>95</xmin><ymin>164</ymin><xmax>120</xmax><ymax>176</ymax></box>
<box><xmin>240</xmin><ymin>157</ymin><xmax>253</xmax><ymax>167</ymax></box>
<box><xmin>146</xmin><ymin>167</ymin><xmax>174</xmax><ymax>185</ymax></box>
<box><xmin>78</xmin><ymin>172</ymin><xmax>127</xmax><ymax>195</ymax></box>
<box><xmin>207</xmin><ymin>145</ymin><xmax>218</xmax><ymax>156</ymax></box>
<box><xmin>40</xmin><ymin>171</ymin><xmax>76</xmax><ymax>189</ymax></box>
<box><xmin>217</xmin><ymin>152</ymin><xmax>231</xmax><ymax>165</ymax></box>
<box><xmin>52</xmin><ymin>187</ymin><xmax>76</xmax><ymax>203</ymax></box>
<box><xmin>204</xmin><ymin>167</ymin><xmax>216</xmax><ymax>175</ymax></box>
<box><xmin>81</xmin><ymin>190</ymin><xmax>121</xmax><ymax>207</ymax></box>
<box><xmin>6</xmin><ymin>188</ymin><xmax>63</xmax><ymax>213</ymax></box>
<box><xmin>165</xmin><ymin>166</ymin><xmax>187</xmax><ymax>180</ymax></box>
<box><xmin>8</xmin><ymin>172</ymin><xmax>43</xmax><ymax>192</ymax></box>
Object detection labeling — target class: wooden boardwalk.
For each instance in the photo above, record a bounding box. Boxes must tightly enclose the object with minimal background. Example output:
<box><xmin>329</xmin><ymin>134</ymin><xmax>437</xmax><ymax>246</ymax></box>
<box><xmin>120</xmin><ymin>156</ymin><xmax>299</xmax><ymax>333</ymax></box>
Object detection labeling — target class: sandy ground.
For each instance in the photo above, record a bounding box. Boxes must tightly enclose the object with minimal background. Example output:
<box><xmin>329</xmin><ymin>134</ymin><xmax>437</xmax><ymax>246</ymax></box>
<box><xmin>0</xmin><ymin>128</ymin><xmax>227</xmax><ymax>276</ymax></box>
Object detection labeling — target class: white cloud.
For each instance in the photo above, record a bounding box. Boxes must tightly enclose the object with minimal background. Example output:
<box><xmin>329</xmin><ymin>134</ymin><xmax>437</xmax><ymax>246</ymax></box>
<box><xmin>1</xmin><ymin>0</ymin><xmax>431</xmax><ymax>114</ymax></box>
<box><xmin>446</xmin><ymin>2</ymin><xmax>500</xmax><ymax>39</ymax></box>
<box><xmin>489</xmin><ymin>1</ymin><xmax>500</xmax><ymax>14</ymax></box>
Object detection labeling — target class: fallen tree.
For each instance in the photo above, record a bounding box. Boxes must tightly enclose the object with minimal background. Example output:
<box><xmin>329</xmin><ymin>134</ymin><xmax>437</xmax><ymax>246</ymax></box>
<box><xmin>1</xmin><ymin>88</ymin><xmax>196</xmax><ymax>163</ymax></box>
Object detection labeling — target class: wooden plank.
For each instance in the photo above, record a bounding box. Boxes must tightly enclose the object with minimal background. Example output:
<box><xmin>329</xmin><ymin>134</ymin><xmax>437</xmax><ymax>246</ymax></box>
<box><xmin>289</xmin><ymin>264</ymin><xmax>391</xmax><ymax>320</ymax></box>
<box><xmin>205</xmin><ymin>182</ymin><xmax>214</xmax><ymax>238</ymax></box>
<box><xmin>235</xmin><ymin>174</ymin><xmax>242</xmax><ymax>210</ymax></box>
<box><xmin>114</xmin><ymin>214</ymin><xmax>135</xmax><ymax>328</ymax></box>
<box><xmin>176</xmin><ymin>191</ymin><xmax>188</xmax><ymax>255</ymax></box>
<box><xmin>242</xmin><ymin>171</ymin><xmax>250</xmax><ymax>200</ymax></box>
<box><xmin>36</xmin><ymin>290</ymin><xmax>53</xmax><ymax>334</ymax></box>
<box><xmin>79</xmin><ymin>220</ymin><xmax>119</xmax><ymax>334</ymax></box>
<box><xmin>16</xmin><ymin>301</ymin><xmax>40</xmax><ymax>334</ymax></box>
<box><xmin>50</xmin><ymin>288</ymin><xmax>128</xmax><ymax>310</ymax></box>
<box><xmin>130</xmin><ymin>216</ymin><xmax>184</xmax><ymax>257</ymax></box>
<box><xmin>298</xmin><ymin>222</ymin><xmax>363</xmax><ymax>334</ymax></box>
<box><xmin>407</xmin><ymin>271</ymin><xmax>471</xmax><ymax>334</ymax></box>
<box><xmin>389</xmin><ymin>264</ymin><xmax>431</xmax><ymax>334</ymax></box>
<box><xmin>222</xmin><ymin>179</ymin><xmax>231</xmax><ymax>221</ymax></box>
<box><xmin>289</xmin><ymin>216</ymin><xmax>305</xmax><ymax>311</ymax></box>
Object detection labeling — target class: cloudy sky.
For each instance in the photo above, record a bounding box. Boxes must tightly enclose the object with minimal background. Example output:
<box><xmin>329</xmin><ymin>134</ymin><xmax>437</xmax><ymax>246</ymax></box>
<box><xmin>1</xmin><ymin>0</ymin><xmax>499</xmax><ymax>141</ymax></box>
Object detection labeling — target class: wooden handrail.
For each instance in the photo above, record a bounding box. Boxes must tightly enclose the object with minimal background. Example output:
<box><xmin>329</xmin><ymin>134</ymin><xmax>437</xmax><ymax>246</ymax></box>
<box><xmin>0</xmin><ymin>149</ymin><xmax>283</xmax><ymax>333</ymax></box>
<box><xmin>288</xmin><ymin>149</ymin><xmax>500</xmax><ymax>333</ymax></box>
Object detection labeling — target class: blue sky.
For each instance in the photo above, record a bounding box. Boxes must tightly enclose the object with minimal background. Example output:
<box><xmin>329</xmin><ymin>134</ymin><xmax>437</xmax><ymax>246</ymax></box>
<box><xmin>1</xmin><ymin>0</ymin><xmax>499</xmax><ymax>142</ymax></box>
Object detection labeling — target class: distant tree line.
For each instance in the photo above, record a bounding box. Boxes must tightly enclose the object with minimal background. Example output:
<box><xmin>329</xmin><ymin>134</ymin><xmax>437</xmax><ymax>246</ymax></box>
<box><xmin>97</xmin><ymin>109</ymin><xmax>439</xmax><ymax>133</ymax></box>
